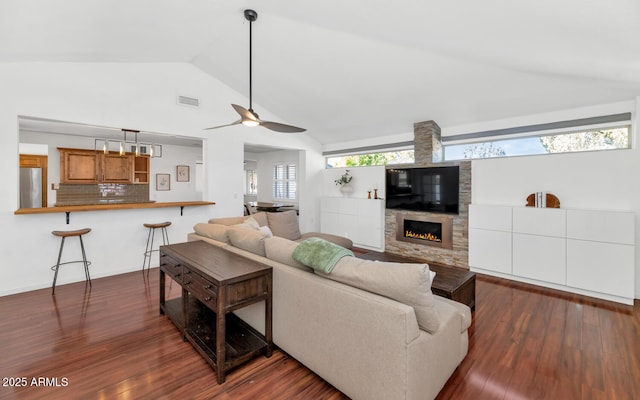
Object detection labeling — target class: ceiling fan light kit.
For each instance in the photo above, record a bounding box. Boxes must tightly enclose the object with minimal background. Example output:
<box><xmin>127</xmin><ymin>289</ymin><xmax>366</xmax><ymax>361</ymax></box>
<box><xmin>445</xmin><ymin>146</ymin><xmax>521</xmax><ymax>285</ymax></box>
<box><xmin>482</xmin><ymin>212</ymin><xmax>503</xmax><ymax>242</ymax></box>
<box><xmin>205</xmin><ymin>9</ymin><xmax>306</xmax><ymax>133</ymax></box>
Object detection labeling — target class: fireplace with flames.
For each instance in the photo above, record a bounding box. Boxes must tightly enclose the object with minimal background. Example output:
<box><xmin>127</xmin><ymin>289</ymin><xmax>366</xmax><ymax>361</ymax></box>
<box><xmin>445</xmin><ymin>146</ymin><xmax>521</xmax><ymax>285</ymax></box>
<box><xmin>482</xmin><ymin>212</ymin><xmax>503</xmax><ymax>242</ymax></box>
<box><xmin>395</xmin><ymin>214</ymin><xmax>453</xmax><ymax>249</ymax></box>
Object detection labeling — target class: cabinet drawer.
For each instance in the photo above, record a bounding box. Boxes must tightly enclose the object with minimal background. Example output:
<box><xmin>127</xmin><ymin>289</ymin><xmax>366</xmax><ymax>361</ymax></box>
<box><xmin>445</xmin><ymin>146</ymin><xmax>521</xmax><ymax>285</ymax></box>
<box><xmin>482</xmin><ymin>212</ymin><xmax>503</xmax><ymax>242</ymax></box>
<box><xmin>226</xmin><ymin>275</ymin><xmax>270</xmax><ymax>308</ymax></box>
<box><xmin>469</xmin><ymin>204</ymin><xmax>512</xmax><ymax>231</ymax></box>
<box><xmin>513</xmin><ymin>207</ymin><xmax>566</xmax><ymax>237</ymax></box>
<box><xmin>160</xmin><ymin>254</ymin><xmax>183</xmax><ymax>283</ymax></box>
<box><xmin>184</xmin><ymin>269</ymin><xmax>218</xmax><ymax>306</ymax></box>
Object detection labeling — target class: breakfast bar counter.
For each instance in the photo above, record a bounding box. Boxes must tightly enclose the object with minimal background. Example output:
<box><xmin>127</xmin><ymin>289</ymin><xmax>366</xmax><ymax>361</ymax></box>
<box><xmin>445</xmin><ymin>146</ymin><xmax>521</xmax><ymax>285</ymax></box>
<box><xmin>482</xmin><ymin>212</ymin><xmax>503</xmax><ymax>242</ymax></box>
<box><xmin>15</xmin><ymin>201</ymin><xmax>215</xmax><ymax>214</ymax></box>
<box><xmin>15</xmin><ymin>201</ymin><xmax>215</xmax><ymax>223</ymax></box>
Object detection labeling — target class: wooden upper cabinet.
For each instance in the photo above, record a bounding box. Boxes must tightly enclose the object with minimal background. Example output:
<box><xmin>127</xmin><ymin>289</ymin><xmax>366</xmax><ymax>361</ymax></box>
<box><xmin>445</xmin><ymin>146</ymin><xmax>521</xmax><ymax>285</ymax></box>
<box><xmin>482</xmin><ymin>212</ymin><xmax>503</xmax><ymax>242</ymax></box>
<box><xmin>60</xmin><ymin>149</ymin><xmax>99</xmax><ymax>183</ymax></box>
<box><xmin>133</xmin><ymin>155</ymin><xmax>150</xmax><ymax>184</ymax></box>
<box><xmin>20</xmin><ymin>154</ymin><xmax>46</xmax><ymax>168</ymax></box>
<box><xmin>59</xmin><ymin>148</ymin><xmax>136</xmax><ymax>184</ymax></box>
<box><xmin>102</xmin><ymin>153</ymin><xmax>133</xmax><ymax>183</ymax></box>
<box><xmin>19</xmin><ymin>154</ymin><xmax>48</xmax><ymax>207</ymax></box>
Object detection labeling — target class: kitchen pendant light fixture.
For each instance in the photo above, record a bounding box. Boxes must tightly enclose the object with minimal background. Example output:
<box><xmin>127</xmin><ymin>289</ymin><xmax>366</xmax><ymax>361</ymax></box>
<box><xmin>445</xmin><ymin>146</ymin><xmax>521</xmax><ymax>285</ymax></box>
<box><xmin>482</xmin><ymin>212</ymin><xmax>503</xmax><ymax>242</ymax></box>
<box><xmin>94</xmin><ymin>128</ymin><xmax>157</xmax><ymax>157</ymax></box>
<box><xmin>122</xmin><ymin>129</ymin><xmax>141</xmax><ymax>156</ymax></box>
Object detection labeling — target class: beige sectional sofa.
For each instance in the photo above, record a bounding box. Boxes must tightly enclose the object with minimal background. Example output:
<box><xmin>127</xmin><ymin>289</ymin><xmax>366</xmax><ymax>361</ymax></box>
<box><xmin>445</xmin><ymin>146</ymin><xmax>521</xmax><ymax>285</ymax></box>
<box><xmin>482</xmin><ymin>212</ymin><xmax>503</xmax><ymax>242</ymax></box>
<box><xmin>187</xmin><ymin>211</ymin><xmax>471</xmax><ymax>400</ymax></box>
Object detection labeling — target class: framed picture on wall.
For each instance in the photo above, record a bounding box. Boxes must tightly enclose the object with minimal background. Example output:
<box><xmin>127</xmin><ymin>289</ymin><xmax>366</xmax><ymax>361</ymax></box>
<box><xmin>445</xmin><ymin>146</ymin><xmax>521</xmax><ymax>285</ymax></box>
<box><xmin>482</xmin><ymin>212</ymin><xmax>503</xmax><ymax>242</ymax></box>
<box><xmin>152</xmin><ymin>144</ymin><xmax>163</xmax><ymax>158</ymax></box>
<box><xmin>176</xmin><ymin>165</ymin><xmax>190</xmax><ymax>182</ymax></box>
<box><xmin>156</xmin><ymin>173</ymin><xmax>170</xmax><ymax>191</ymax></box>
<box><xmin>130</xmin><ymin>144</ymin><xmax>149</xmax><ymax>155</ymax></box>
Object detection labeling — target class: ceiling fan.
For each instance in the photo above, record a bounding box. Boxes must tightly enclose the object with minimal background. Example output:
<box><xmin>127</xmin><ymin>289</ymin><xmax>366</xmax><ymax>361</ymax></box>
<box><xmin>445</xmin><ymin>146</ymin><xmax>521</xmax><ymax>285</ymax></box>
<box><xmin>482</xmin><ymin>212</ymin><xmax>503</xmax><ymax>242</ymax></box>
<box><xmin>205</xmin><ymin>9</ymin><xmax>306</xmax><ymax>133</ymax></box>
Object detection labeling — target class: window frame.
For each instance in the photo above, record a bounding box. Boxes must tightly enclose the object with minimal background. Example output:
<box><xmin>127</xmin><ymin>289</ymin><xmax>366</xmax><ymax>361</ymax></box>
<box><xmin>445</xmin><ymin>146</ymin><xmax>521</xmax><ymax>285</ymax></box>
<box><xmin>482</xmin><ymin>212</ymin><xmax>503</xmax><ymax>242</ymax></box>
<box><xmin>325</xmin><ymin>147</ymin><xmax>415</xmax><ymax>168</ymax></box>
<box><xmin>443</xmin><ymin>123</ymin><xmax>631</xmax><ymax>161</ymax></box>
<box><xmin>273</xmin><ymin>163</ymin><xmax>297</xmax><ymax>200</ymax></box>
<box><xmin>245</xmin><ymin>169</ymin><xmax>257</xmax><ymax>195</ymax></box>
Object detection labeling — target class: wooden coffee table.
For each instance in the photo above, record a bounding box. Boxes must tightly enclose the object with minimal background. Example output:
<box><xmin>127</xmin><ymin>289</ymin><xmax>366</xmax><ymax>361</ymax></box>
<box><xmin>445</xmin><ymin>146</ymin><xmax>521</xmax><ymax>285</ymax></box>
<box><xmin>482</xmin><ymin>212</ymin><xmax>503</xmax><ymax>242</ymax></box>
<box><xmin>357</xmin><ymin>251</ymin><xmax>475</xmax><ymax>309</ymax></box>
<box><xmin>159</xmin><ymin>241</ymin><xmax>273</xmax><ymax>384</ymax></box>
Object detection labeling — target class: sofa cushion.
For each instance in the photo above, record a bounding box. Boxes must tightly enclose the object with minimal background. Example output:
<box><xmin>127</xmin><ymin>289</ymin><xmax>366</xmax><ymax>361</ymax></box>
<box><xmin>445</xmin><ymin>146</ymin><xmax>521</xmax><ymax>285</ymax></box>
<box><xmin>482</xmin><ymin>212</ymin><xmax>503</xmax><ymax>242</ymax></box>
<box><xmin>208</xmin><ymin>212</ymin><xmax>268</xmax><ymax>227</ymax></box>
<box><xmin>264</xmin><ymin>237</ymin><xmax>312</xmax><ymax>272</ymax></box>
<box><xmin>266</xmin><ymin>210</ymin><xmax>302</xmax><ymax>240</ymax></box>
<box><xmin>193</xmin><ymin>223</ymin><xmax>231</xmax><ymax>244</ymax></box>
<box><xmin>299</xmin><ymin>232</ymin><xmax>354</xmax><ymax>249</ymax></box>
<box><xmin>227</xmin><ymin>226</ymin><xmax>268</xmax><ymax>257</ymax></box>
<box><xmin>319</xmin><ymin>257</ymin><xmax>440</xmax><ymax>334</ymax></box>
<box><xmin>208</xmin><ymin>215</ymin><xmax>246</xmax><ymax>226</ymax></box>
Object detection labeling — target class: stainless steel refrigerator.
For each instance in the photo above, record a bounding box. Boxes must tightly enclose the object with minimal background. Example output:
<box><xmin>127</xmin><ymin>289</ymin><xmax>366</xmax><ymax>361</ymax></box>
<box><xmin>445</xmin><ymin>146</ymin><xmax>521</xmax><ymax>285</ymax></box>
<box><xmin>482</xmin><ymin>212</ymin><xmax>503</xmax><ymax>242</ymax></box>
<box><xmin>20</xmin><ymin>167</ymin><xmax>42</xmax><ymax>208</ymax></box>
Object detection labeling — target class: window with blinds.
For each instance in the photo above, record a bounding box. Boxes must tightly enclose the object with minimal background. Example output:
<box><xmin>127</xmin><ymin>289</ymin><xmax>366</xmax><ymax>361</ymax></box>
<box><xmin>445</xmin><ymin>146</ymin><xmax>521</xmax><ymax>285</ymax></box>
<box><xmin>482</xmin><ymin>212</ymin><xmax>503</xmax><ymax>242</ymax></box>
<box><xmin>273</xmin><ymin>163</ymin><xmax>297</xmax><ymax>200</ymax></box>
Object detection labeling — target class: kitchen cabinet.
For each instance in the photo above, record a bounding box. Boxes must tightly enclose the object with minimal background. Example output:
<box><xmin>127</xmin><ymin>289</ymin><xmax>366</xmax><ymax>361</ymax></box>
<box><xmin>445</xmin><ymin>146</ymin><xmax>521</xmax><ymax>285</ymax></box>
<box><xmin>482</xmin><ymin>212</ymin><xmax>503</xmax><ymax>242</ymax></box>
<box><xmin>59</xmin><ymin>148</ymin><xmax>139</xmax><ymax>184</ymax></box>
<box><xmin>102</xmin><ymin>153</ymin><xmax>133</xmax><ymax>183</ymax></box>
<box><xmin>19</xmin><ymin>154</ymin><xmax>48</xmax><ymax>207</ymax></box>
<box><xmin>60</xmin><ymin>149</ymin><xmax>98</xmax><ymax>183</ymax></box>
<box><xmin>133</xmin><ymin>155</ymin><xmax>150</xmax><ymax>184</ymax></box>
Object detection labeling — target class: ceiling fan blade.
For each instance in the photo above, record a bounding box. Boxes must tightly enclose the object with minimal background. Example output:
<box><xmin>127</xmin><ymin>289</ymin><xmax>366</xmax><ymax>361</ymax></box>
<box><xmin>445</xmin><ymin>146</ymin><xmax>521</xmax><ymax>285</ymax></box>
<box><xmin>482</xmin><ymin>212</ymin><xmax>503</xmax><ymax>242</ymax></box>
<box><xmin>203</xmin><ymin>120</ymin><xmax>241</xmax><ymax>130</ymax></box>
<box><xmin>260</xmin><ymin>120</ymin><xmax>306</xmax><ymax>133</ymax></box>
<box><xmin>231</xmin><ymin>104</ymin><xmax>260</xmax><ymax>122</ymax></box>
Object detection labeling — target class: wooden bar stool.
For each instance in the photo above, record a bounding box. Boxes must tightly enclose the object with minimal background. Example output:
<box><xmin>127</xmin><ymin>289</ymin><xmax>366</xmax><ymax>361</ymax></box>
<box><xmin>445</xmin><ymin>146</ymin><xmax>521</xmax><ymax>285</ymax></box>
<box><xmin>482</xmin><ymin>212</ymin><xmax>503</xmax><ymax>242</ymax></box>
<box><xmin>51</xmin><ymin>228</ymin><xmax>92</xmax><ymax>295</ymax></box>
<box><xmin>142</xmin><ymin>222</ymin><xmax>171</xmax><ymax>274</ymax></box>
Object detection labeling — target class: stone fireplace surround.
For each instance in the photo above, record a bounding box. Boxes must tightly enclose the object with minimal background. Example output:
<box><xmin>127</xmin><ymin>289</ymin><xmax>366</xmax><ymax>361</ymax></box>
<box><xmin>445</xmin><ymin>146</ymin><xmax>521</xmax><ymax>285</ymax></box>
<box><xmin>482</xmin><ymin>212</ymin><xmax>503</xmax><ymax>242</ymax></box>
<box><xmin>384</xmin><ymin>120</ymin><xmax>471</xmax><ymax>268</ymax></box>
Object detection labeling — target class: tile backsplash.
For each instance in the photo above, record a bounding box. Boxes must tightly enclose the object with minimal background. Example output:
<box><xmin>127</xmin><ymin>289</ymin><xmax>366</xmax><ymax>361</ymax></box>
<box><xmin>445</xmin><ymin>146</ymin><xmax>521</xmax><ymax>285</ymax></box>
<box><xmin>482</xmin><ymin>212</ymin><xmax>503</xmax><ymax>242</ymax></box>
<box><xmin>56</xmin><ymin>184</ymin><xmax>150</xmax><ymax>205</ymax></box>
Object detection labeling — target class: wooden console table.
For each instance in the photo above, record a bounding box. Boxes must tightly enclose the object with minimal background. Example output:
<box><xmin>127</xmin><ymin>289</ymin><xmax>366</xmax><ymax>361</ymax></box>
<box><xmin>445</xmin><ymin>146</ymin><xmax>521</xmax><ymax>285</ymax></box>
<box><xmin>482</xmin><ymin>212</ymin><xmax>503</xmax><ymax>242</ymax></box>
<box><xmin>159</xmin><ymin>241</ymin><xmax>273</xmax><ymax>384</ymax></box>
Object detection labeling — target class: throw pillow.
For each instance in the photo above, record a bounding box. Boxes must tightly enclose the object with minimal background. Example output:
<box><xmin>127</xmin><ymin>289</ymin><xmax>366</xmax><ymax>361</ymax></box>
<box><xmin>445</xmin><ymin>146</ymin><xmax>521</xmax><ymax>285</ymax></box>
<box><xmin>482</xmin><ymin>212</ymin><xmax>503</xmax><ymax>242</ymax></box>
<box><xmin>193</xmin><ymin>223</ymin><xmax>231</xmax><ymax>244</ymax></box>
<box><xmin>266</xmin><ymin>210</ymin><xmax>302</xmax><ymax>240</ymax></box>
<box><xmin>320</xmin><ymin>257</ymin><xmax>440</xmax><ymax>334</ymax></box>
<box><xmin>259</xmin><ymin>225</ymin><xmax>274</xmax><ymax>238</ymax></box>
<box><xmin>227</xmin><ymin>226</ymin><xmax>268</xmax><ymax>256</ymax></box>
<box><xmin>251</xmin><ymin>212</ymin><xmax>268</xmax><ymax>227</ymax></box>
<box><xmin>264</xmin><ymin>237</ymin><xmax>312</xmax><ymax>272</ymax></box>
<box><xmin>242</xmin><ymin>216</ymin><xmax>260</xmax><ymax>230</ymax></box>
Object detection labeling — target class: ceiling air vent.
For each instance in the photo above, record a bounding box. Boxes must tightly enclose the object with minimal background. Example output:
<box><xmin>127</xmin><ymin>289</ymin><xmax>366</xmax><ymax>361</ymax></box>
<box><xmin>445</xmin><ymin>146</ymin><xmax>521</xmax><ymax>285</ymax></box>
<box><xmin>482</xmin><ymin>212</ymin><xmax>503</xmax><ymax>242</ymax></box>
<box><xmin>177</xmin><ymin>95</ymin><xmax>200</xmax><ymax>108</ymax></box>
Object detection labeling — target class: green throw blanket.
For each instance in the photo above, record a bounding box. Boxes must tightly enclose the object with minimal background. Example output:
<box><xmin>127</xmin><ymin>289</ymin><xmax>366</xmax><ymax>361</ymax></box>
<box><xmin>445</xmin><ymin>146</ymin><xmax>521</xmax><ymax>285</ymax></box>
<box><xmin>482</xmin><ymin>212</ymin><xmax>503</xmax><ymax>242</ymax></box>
<box><xmin>292</xmin><ymin>237</ymin><xmax>354</xmax><ymax>273</ymax></box>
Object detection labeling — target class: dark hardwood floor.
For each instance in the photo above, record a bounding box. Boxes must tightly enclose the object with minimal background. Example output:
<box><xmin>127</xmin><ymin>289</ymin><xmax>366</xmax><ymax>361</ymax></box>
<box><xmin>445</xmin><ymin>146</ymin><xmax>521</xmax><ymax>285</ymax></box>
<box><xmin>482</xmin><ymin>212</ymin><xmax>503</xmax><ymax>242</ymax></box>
<box><xmin>0</xmin><ymin>266</ymin><xmax>638</xmax><ymax>399</ymax></box>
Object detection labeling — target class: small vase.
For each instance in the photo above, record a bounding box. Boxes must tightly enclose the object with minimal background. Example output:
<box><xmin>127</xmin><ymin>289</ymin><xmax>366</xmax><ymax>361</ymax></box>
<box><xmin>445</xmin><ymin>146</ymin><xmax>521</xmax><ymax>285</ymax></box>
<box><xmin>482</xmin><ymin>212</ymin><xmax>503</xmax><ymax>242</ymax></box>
<box><xmin>339</xmin><ymin>184</ymin><xmax>354</xmax><ymax>196</ymax></box>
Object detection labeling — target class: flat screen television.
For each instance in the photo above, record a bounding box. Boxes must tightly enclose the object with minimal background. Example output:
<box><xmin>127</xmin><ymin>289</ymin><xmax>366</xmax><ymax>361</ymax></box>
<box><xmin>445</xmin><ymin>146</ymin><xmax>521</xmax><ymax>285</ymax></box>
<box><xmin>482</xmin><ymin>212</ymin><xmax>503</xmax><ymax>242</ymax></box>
<box><xmin>385</xmin><ymin>166</ymin><xmax>459</xmax><ymax>214</ymax></box>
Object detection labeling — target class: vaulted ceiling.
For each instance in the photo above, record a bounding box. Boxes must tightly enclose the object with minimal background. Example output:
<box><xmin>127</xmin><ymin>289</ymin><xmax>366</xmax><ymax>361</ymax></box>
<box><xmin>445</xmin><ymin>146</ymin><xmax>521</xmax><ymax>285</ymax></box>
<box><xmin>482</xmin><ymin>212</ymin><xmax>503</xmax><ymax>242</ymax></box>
<box><xmin>3</xmin><ymin>0</ymin><xmax>640</xmax><ymax>145</ymax></box>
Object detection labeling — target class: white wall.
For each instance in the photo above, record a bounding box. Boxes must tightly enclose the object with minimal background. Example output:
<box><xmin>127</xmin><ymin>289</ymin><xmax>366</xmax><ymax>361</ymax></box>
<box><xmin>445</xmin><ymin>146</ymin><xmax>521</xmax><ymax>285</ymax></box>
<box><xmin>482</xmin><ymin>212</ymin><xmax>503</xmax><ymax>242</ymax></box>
<box><xmin>322</xmin><ymin>166</ymin><xmax>386</xmax><ymax>199</ymax></box>
<box><xmin>0</xmin><ymin>62</ymin><xmax>323</xmax><ymax>296</ymax></box>
<box><xmin>148</xmin><ymin>144</ymin><xmax>202</xmax><ymax>202</ymax></box>
<box><xmin>450</xmin><ymin>100</ymin><xmax>640</xmax><ymax>298</ymax></box>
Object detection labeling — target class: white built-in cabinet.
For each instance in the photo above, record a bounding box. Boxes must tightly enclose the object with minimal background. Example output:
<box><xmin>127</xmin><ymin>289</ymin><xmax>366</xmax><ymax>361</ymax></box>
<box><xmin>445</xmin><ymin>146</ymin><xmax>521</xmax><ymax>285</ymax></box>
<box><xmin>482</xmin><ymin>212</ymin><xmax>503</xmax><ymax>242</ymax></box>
<box><xmin>469</xmin><ymin>204</ymin><xmax>635</xmax><ymax>305</ymax></box>
<box><xmin>513</xmin><ymin>207</ymin><xmax>567</xmax><ymax>285</ymax></box>
<box><xmin>320</xmin><ymin>197</ymin><xmax>385</xmax><ymax>251</ymax></box>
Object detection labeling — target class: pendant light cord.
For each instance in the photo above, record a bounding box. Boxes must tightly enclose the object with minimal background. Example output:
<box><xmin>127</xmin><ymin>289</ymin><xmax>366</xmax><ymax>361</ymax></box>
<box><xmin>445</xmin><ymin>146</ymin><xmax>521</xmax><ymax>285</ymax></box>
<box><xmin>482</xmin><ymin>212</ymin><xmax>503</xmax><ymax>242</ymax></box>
<box><xmin>249</xmin><ymin>19</ymin><xmax>253</xmax><ymax>112</ymax></box>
